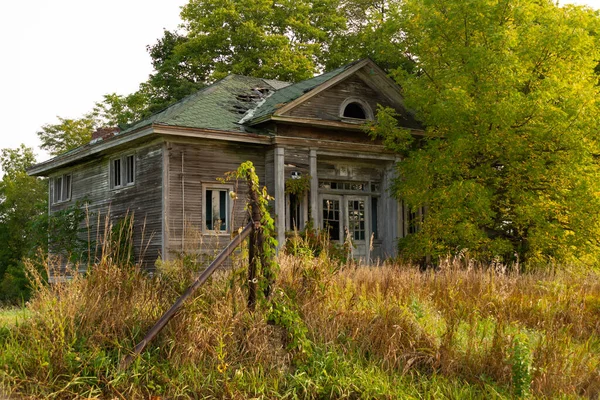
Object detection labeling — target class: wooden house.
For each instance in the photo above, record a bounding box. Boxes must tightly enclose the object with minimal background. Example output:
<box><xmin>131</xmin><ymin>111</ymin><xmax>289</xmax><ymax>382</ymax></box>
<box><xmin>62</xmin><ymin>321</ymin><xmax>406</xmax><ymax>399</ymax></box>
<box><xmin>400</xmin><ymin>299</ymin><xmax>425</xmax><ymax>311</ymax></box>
<box><xmin>28</xmin><ymin>59</ymin><xmax>423</xmax><ymax>271</ymax></box>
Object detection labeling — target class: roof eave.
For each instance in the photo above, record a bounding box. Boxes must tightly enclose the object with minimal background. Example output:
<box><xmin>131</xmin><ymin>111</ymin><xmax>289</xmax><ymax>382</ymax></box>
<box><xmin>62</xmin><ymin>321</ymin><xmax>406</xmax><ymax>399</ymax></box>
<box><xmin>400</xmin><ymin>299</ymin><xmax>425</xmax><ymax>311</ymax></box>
<box><xmin>27</xmin><ymin>125</ymin><xmax>155</xmax><ymax>176</ymax></box>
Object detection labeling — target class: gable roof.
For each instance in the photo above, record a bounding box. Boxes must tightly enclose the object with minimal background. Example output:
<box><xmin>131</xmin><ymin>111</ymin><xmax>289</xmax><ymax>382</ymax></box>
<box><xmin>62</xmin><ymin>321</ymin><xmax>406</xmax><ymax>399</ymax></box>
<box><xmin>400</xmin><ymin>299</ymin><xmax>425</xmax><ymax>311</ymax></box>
<box><xmin>123</xmin><ymin>75</ymin><xmax>290</xmax><ymax>134</ymax></box>
<box><xmin>239</xmin><ymin>60</ymin><xmax>363</xmax><ymax>125</ymax></box>
<box><xmin>29</xmin><ymin>59</ymin><xmax>422</xmax><ymax>176</ymax></box>
<box><xmin>241</xmin><ymin>58</ymin><xmax>422</xmax><ymax>130</ymax></box>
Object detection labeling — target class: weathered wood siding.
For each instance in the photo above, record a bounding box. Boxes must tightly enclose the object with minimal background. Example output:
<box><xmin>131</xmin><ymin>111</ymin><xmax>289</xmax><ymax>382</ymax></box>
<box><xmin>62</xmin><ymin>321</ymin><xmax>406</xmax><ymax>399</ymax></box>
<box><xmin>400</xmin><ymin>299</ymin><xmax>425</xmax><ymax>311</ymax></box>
<box><xmin>275</xmin><ymin>124</ymin><xmax>382</xmax><ymax>145</ymax></box>
<box><xmin>48</xmin><ymin>140</ymin><xmax>163</xmax><ymax>271</ymax></box>
<box><xmin>285</xmin><ymin>75</ymin><xmax>395</xmax><ymax>122</ymax></box>
<box><xmin>165</xmin><ymin>140</ymin><xmax>266</xmax><ymax>263</ymax></box>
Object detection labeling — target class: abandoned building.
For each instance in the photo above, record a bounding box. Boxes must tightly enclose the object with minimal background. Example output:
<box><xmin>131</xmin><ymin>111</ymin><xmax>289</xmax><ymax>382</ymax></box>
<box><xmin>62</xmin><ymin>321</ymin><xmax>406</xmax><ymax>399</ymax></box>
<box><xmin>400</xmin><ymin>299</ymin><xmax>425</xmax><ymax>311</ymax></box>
<box><xmin>28</xmin><ymin>59</ymin><xmax>424</xmax><ymax>270</ymax></box>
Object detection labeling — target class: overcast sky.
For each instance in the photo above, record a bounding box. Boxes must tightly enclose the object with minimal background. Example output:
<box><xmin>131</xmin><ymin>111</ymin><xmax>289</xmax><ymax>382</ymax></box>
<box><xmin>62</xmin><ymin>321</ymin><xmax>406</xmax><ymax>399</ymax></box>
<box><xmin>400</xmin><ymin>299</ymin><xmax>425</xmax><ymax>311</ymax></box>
<box><xmin>1</xmin><ymin>0</ymin><xmax>599</xmax><ymax>167</ymax></box>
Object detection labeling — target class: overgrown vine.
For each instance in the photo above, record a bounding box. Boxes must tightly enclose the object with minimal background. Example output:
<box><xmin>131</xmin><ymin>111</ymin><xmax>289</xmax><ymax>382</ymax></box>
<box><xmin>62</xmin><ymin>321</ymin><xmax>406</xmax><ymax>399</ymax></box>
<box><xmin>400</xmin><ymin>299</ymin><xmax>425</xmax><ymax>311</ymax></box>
<box><xmin>223</xmin><ymin>161</ymin><xmax>278</xmax><ymax>309</ymax></box>
<box><xmin>285</xmin><ymin>174</ymin><xmax>311</xmax><ymax>196</ymax></box>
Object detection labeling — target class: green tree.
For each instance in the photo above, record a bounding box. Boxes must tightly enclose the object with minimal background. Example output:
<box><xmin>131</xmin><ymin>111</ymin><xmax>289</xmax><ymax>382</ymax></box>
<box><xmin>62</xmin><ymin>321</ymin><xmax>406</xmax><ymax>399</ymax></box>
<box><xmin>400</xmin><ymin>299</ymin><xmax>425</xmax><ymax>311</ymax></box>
<box><xmin>93</xmin><ymin>92</ymin><xmax>150</xmax><ymax>127</ymax></box>
<box><xmin>138</xmin><ymin>0</ymin><xmax>413</xmax><ymax>112</ymax></box>
<box><xmin>138</xmin><ymin>30</ymin><xmax>207</xmax><ymax>115</ymax></box>
<box><xmin>37</xmin><ymin>115</ymin><xmax>96</xmax><ymax>156</ymax></box>
<box><xmin>0</xmin><ymin>145</ymin><xmax>48</xmax><ymax>302</ymax></box>
<box><xmin>178</xmin><ymin>0</ymin><xmax>347</xmax><ymax>83</ymax></box>
<box><xmin>373</xmin><ymin>0</ymin><xmax>600</xmax><ymax>267</ymax></box>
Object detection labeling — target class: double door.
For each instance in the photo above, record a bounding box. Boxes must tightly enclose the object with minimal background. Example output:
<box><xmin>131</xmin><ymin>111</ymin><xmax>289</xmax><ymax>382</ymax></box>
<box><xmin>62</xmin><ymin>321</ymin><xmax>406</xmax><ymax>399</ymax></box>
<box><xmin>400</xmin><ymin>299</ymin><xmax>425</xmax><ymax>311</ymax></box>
<box><xmin>321</xmin><ymin>194</ymin><xmax>370</xmax><ymax>261</ymax></box>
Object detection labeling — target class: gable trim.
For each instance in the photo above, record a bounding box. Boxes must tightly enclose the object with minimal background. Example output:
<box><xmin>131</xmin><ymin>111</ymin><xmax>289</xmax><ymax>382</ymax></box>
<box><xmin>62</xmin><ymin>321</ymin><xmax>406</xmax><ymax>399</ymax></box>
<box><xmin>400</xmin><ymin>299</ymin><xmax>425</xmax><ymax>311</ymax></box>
<box><xmin>271</xmin><ymin>59</ymin><xmax>371</xmax><ymax>118</ymax></box>
<box><xmin>270</xmin><ymin>115</ymin><xmax>425</xmax><ymax>135</ymax></box>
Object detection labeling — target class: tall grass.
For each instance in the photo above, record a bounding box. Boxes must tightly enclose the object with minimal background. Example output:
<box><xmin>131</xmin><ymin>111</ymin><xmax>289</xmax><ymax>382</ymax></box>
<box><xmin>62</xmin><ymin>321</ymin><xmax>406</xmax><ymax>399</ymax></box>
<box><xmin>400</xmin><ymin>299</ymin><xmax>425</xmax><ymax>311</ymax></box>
<box><xmin>1</xmin><ymin>235</ymin><xmax>599</xmax><ymax>398</ymax></box>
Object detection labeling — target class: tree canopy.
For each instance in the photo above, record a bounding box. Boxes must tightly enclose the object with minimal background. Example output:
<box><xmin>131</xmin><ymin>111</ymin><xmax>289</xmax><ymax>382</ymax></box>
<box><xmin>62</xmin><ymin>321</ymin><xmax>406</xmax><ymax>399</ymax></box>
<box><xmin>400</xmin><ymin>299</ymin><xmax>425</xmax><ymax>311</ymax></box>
<box><xmin>373</xmin><ymin>0</ymin><xmax>600</xmax><ymax>267</ymax></box>
<box><xmin>36</xmin><ymin>0</ymin><xmax>413</xmax><ymax>155</ymax></box>
<box><xmin>0</xmin><ymin>145</ymin><xmax>47</xmax><ymax>302</ymax></box>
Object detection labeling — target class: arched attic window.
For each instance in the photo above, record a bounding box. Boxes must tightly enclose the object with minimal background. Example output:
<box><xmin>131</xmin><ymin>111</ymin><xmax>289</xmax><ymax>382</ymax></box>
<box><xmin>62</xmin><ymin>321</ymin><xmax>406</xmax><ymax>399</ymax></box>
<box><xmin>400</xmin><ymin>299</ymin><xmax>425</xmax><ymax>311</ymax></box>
<box><xmin>339</xmin><ymin>98</ymin><xmax>374</xmax><ymax>122</ymax></box>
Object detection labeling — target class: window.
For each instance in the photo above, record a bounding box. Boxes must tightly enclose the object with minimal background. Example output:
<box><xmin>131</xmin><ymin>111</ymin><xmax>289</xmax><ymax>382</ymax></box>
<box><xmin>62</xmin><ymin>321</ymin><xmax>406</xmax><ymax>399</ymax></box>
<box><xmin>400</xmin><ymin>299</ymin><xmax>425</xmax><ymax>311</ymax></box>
<box><xmin>343</xmin><ymin>102</ymin><xmax>367</xmax><ymax>119</ymax></box>
<box><xmin>322</xmin><ymin>198</ymin><xmax>341</xmax><ymax>241</ymax></box>
<box><xmin>203</xmin><ymin>184</ymin><xmax>232</xmax><ymax>233</ymax></box>
<box><xmin>347</xmin><ymin>199</ymin><xmax>366</xmax><ymax>241</ymax></box>
<box><xmin>319</xmin><ymin>180</ymin><xmax>368</xmax><ymax>192</ymax></box>
<box><xmin>125</xmin><ymin>155</ymin><xmax>135</xmax><ymax>185</ymax></box>
<box><xmin>404</xmin><ymin>203</ymin><xmax>426</xmax><ymax>235</ymax></box>
<box><xmin>339</xmin><ymin>98</ymin><xmax>374</xmax><ymax>121</ymax></box>
<box><xmin>52</xmin><ymin>174</ymin><xmax>71</xmax><ymax>203</ymax></box>
<box><xmin>110</xmin><ymin>154</ymin><xmax>135</xmax><ymax>189</ymax></box>
<box><xmin>371</xmin><ymin>197</ymin><xmax>379</xmax><ymax>240</ymax></box>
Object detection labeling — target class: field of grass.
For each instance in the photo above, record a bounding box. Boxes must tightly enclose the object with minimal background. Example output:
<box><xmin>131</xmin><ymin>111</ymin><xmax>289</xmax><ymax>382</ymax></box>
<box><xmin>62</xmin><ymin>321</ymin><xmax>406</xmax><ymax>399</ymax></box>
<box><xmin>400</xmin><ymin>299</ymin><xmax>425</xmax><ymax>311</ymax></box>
<box><xmin>0</xmin><ymin>307</ymin><xmax>30</xmax><ymax>328</ymax></box>
<box><xmin>0</xmin><ymin>246</ymin><xmax>599</xmax><ymax>399</ymax></box>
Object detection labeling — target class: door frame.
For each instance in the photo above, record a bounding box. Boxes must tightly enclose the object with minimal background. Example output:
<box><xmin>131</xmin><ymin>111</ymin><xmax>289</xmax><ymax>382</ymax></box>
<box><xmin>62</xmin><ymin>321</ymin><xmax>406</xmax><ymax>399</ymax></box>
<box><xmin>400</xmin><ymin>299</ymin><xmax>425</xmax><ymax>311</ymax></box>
<box><xmin>319</xmin><ymin>193</ymin><xmax>371</xmax><ymax>262</ymax></box>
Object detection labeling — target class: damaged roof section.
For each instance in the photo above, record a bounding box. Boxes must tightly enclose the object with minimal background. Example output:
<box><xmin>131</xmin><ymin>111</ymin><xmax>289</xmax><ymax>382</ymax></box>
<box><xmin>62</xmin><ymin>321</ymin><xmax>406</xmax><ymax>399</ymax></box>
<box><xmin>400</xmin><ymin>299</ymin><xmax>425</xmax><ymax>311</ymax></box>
<box><xmin>122</xmin><ymin>75</ymin><xmax>290</xmax><ymax>134</ymax></box>
<box><xmin>241</xmin><ymin>60</ymin><xmax>363</xmax><ymax>125</ymax></box>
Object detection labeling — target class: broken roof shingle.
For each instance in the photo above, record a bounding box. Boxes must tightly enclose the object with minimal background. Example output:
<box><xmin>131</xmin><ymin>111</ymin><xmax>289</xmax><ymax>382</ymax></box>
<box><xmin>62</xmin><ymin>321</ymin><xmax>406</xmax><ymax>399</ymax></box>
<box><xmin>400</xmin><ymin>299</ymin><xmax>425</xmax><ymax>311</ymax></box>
<box><xmin>242</xmin><ymin>60</ymin><xmax>362</xmax><ymax>125</ymax></box>
<box><xmin>122</xmin><ymin>75</ymin><xmax>290</xmax><ymax>135</ymax></box>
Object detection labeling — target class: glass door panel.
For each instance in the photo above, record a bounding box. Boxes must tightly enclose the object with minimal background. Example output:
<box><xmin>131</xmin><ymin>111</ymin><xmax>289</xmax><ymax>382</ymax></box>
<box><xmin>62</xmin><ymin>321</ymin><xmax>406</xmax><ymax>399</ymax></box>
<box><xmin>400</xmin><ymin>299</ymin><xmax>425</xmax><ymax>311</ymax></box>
<box><xmin>347</xmin><ymin>199</ymin><xmax>366</xmax><ymax>241</ymax></box>
<box><xmin>322</xmin><ymin>196</ymin><xmax>342</xmax><ymax>241</ymax></box>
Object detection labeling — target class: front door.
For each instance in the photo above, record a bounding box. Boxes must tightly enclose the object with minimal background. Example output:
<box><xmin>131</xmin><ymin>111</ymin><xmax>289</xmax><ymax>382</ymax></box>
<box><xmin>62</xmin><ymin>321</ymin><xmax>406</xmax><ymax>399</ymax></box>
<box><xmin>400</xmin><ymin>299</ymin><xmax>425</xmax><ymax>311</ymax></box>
<box><xmin>321</xmin><ymin>194</ymin><xmax>370</xmax><ymax>262</ymax></box>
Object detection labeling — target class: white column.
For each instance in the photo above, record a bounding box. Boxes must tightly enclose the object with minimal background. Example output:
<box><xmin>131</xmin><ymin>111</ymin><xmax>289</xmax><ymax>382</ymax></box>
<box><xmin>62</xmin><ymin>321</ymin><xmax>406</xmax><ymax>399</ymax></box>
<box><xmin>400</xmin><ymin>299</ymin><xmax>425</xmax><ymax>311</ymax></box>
<box><xmin>274</xmin><ymin>147</ymin><xmax>286</xmax><ymax>249</ymax></box>
<box><xmin>309</xmin><ymin>149</ymin><xmax>318</xmax><ymax>229</ymax></box>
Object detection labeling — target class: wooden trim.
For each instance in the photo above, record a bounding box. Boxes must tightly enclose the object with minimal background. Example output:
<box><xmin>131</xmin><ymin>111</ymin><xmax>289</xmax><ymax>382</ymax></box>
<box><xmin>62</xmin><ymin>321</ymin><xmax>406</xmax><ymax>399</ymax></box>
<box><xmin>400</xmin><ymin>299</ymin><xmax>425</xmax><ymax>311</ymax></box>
<box><xmin>29</xmin><ymin>124</ymin><xmax>272</xmax><ymax>177</ymax></box>
<box><xmin>153</xmin><ymin>125</ymin><xmax>272</xmax><ymax>144</ymax></box>
<box><xmin>317</xmin><ymin>149</ymin><xmax>398</xmax><ymax>161</ymax></box>
<box><xmin>274</xmin><ymin>147</ymin><xmax>286</xmax><ymax>249</ymax></box>
<box><xmin>355</xmin><ymin>65</ymin><xmax>407</xmax><ymax>108</ymax></box>
<box><xmin>273</xmin><ymin>59</ymin><xmax>371</xmax><ymax>117</ymax></box>
<box><xmin>270</xmin><ymin>115</ymin><xmax>366</xmax><ymax>131</ymax></box>
<box><xmin>309</xmin><ymin>149</ymin><xmax>319</xmax><ymax>227</ymax></box>
<box><xmin>201</xmin><ymin>183</ymin><xmax>235</xmax><ymax>235</ymax></box>
<box><xmin>28</xmin><ymin>126</ymin><xmax>155</xmax><ymax>176</ymax></box>
<box><xmin>274</xmin><ymin>136</ymin><xmax>390</xmax><ymax>153</ymax></box>
<box><xmin>161</xmin><ymin>141</ymin><xmax>168</xmax><ymax>261</ymax></box>
<box><xmin>269</xmin><ymin>115</ymin><xmax>426</xmax><ymax>135</ymax></box>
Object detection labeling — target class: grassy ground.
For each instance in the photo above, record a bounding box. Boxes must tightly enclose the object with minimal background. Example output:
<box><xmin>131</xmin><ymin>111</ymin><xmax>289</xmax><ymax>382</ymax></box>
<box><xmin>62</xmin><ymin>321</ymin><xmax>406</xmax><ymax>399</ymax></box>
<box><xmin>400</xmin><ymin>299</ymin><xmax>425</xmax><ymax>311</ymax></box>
<box><xmin>0</xmin><ymin>247</ymin><xmax>599</xmax><ymax>399</ymax></box>
<box><xmin>0</xmin><ymin>307</ymin><xmax>30</xmax><ymax>328</ymax></box>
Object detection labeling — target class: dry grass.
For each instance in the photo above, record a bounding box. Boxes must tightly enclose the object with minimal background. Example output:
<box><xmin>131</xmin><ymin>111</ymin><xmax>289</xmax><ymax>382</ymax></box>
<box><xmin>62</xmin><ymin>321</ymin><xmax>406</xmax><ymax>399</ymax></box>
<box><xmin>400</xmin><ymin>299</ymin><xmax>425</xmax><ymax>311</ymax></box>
<box><xmin>0</xmin><ymin>243</ymin><xmax>599</xmax><ymax>398</ymax></box>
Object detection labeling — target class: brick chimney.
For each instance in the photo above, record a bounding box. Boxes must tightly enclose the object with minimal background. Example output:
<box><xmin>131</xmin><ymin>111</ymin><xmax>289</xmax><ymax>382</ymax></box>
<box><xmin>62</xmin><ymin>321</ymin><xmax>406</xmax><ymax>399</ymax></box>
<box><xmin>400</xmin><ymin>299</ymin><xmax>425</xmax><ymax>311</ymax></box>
<box><xmin>91</xmin><ymin>127</ymin><xmax>121</xmax><ymax>141</ymax></box>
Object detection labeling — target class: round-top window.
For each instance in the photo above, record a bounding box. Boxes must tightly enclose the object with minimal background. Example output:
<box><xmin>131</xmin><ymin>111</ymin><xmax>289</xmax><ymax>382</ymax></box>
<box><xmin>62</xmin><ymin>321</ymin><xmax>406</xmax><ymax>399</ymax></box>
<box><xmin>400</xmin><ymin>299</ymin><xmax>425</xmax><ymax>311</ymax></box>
<box><xmin>343</xmin><ymin>102</ymin><xmax>367</xmax><ymax>119</ymax></box>
<box><xmin>339</xmin><ymin>98</ymin><xmax>374</xmax><ymax>121</ymax></box>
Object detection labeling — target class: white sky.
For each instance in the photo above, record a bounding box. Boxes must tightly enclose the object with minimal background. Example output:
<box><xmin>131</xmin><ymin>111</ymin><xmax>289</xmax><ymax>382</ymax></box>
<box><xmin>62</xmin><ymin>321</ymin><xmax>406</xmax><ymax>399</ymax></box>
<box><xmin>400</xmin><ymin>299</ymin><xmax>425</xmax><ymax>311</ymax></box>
<box><xmin>0</xmin><ymin>0</ymin><xmax>599</xmax><ymax>166</ymax></box>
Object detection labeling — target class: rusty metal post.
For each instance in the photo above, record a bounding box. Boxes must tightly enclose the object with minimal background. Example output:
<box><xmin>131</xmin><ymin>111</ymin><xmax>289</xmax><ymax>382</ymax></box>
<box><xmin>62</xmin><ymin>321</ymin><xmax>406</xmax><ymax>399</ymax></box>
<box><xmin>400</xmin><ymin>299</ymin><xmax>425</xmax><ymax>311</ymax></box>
<box><xmin>121</xmin><ymin>222</ymin><xmax>254</xmax><ymax>369</ymax></box>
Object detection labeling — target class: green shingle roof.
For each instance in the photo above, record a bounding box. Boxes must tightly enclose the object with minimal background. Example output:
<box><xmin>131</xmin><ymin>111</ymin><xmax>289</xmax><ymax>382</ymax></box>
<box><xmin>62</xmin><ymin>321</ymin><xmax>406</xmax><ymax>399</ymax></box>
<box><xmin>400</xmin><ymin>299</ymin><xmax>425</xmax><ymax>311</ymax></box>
<box><xmin>243</xmin><ymin>60</ymin><xmax>362</xmax><ymax>125</ymax></box>
<box><xmin>123</xmin><ymin>75</ymin><xmax>290</xmax><ymax>134</ymax></box>
<box><xmin>121</xmin><ymin>60</ymin><xmax>363</xmax><ymax>135</ymax></box>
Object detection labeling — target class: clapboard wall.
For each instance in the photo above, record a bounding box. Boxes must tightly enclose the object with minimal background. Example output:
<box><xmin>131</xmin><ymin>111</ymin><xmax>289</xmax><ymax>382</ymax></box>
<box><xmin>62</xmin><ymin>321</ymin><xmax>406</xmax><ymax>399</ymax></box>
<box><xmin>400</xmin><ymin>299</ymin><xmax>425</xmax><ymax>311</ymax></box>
<box><xmin>285</xmin><ymin>75</ymin><xmax>396</xmax><ymax>122</ymax></box>
<box><xmin>164</xmin><ymin>139</ymin><xmax>267</xmax><ymax>263</ymax></box>
<box><xmin>48</xmin><ymin>140</ymin><xmax>163</xmax><ymax>271</ymax></box>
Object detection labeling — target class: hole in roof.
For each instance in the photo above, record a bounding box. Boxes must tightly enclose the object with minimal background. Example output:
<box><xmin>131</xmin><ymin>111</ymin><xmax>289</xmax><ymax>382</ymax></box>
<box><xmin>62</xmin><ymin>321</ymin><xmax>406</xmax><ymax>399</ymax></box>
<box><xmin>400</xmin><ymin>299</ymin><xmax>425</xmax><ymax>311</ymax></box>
<box><xmin>343</xmin><ymin>102</ymin><xmax>367</xmax><ymax>119</ymax></box>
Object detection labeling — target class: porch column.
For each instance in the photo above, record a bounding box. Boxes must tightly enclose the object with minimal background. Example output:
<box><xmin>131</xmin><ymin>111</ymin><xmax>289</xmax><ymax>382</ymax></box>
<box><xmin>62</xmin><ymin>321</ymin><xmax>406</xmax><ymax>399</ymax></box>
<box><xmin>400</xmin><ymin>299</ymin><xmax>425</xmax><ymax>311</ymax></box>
<box><xmin>382</xmin><ymin>161</ymin><xmax>398</xmax><ymax>258</ymax></box>
<box><xmin>309</xmin><ymin>149</ymin><xmax>318</xmax><ymax>229</ymax></box>
<box><xmin>274</xmin><ymin>147</ymin><xmax>286</xmax><ymax>249</ymax></box>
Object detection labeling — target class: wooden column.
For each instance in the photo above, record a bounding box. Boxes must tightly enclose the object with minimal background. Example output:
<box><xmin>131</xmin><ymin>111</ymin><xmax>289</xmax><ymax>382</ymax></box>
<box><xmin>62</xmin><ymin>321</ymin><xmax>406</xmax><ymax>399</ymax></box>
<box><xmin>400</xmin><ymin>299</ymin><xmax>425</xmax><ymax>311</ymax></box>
<box><xmin>274</xmin><ymin>147</ymin><xmax>285</xmax><ymax>249</ymax></box>
<box><xmin>382</xmin><ymin>161</ymin><xmax>399</xmax><ymax>258</ymax></box>
<box><xmin>309</xmin><ymin>149</ymin><xmax>318</xmax><ymax>228</ymax></box>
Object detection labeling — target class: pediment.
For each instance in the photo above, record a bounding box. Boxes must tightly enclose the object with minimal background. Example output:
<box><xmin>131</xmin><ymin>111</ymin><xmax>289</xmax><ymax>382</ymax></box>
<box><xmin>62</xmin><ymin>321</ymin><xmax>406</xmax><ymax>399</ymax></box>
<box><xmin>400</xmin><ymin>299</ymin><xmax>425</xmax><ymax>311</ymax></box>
<box><xmin>275</xmin><ymin>60</ymin><xmax>421</xmax><ymax>130</ymax></box>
